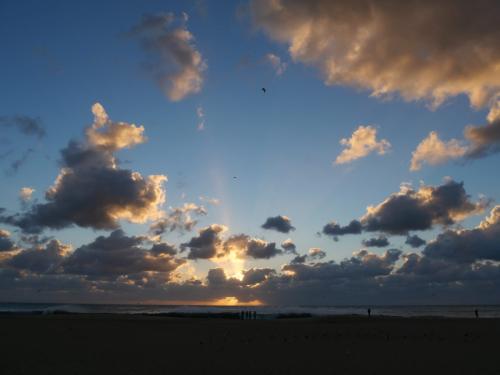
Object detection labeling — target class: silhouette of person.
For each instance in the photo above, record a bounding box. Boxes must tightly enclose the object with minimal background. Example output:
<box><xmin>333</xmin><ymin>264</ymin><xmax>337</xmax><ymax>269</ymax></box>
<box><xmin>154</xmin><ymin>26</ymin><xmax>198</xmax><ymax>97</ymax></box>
<box><xmin>475</xmin><ymin>309</ymin><xmax>479</xmax><ymax>319</ymax></box>
<box><xmin>368</xmin><ymin>308</ymin><xmax>371</xmax><ymax>318</ymax></box>
<box><xmin>253</xmin><ymin>311</ymin><xmax>257</xmax><ymax>320</ymax></box>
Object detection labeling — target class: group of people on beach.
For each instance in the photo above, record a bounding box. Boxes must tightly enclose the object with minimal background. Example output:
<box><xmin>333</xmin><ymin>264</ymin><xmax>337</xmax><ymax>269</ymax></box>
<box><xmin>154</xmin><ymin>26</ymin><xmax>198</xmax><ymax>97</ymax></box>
<box><xmin>240</xmin><ymin>311</ymin><xmax>257</xmax><ymax>320</ymax></box>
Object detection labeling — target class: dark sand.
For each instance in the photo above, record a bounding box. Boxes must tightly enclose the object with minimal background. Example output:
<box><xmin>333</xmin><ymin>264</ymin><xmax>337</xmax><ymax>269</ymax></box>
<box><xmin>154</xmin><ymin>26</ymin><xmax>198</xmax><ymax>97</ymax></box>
<box><xmin>1</xmin><ymin>314</ymin><xmax>500</xmax><ymax>375</ymax></box>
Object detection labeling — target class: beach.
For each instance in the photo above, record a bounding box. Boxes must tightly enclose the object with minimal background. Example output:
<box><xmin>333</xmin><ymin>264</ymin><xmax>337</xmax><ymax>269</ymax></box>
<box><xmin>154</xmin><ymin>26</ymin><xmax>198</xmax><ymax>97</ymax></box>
<box><xmin>1</xmin><ymin>314</ymin><xmax>499</xmax><ymax>375</ymax></box>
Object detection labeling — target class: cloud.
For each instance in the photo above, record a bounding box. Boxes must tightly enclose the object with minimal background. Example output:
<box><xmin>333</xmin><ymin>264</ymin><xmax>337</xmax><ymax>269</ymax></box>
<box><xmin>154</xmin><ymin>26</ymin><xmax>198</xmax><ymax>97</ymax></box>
<box><xmin>150</xmin><ymin>203</ymin><xmax>207</xmax><ymax>236</ymax></box>
<box><xmin>283</xmin><ymin>248</ymin><xmax>402</xmax><ymax>281</ymax></box>
<box><xmin>411</xmin><ymin>99</ymin><xmax>500</xmax><ymax>169</ymax></box>
<box><xmin>246</xmin><ymin>238</ymin><xmax>282</xmax><ymax>259</ymax></box>
<box><xmin>285</xmin><ymin>247</ymin><xmax>325</xmax><ymax>264</ymax></box>
<box><xmin>242</xmin><ymin>268</ymin><xmax>276</xmax><ymax>285</ymax></box>
<box><xmin>199</xmin><ymin>196</ymin><xmax>220</xmax><ymax>205</ymax></box>
<box><xmin>335</xmin><ymin>126</ymin><xmax>390</xmax><ymax>165</ymax></box>
<box><xmin>196</xmin><ymin>106</ymin><xmax>205</xmax><ymax>131</ymax></box>
<box><xmin>85</xmin><ymin>103</ymin><xmax>146</xmax><ymax>151</ymax></box>
<box><xmin>265</xmin><ymin>53</ymin><xmax>287</xmax><ymax>75</ymax></box>
<box><xmin>0</xmin><ymin>104</ymin><xmax>166</xmax><ymax>233</ymax></box>
<box><xmin>251</xmin><ymin>0</ymin><xmax>500</xmax><ymax>110</ymax></box>
<box><xmin>223</xmin><ymin>234</ymin><xmax>285</xmax><ymax>260</ymax></box>
<box><xmin>361</xmin><ymin>179</ymin><xmax>489</xmax><ymax>234</ymax></box>
<box><xmin>410</xmin><ymin>131</ymin><xmax>467</xmax><ymax>171</ymax></box>
<box><xmin>6</xmin><ymin>148</ymin><xmax>35</xmax><ymax>176</ymax></box>
<box><xmin>465</xmin><ymin>100</ymin><xmax>500</xmax><ymax>157</ymax></box>
<box><xmin>261</xmin><ymin>215</ymin><xmax>295</xmax><ymax>233</ymax></box>
<box><xmin>6</xmin><ymin>240</ymin><xmax>70</xmax><ymax>273</ymax></box>
<box><xmin>307</xmin><ymin>247</ymin><xmax>326</xmax><ymax>261</ymax></box>
<box><xmin>0</xmin><ymin>116</ymin><xmax>45</xmax><ymax>139</ymax></box>
<box><xmin>405</xmin><ymin>234</ymin><xmax>426</xmax><ymax>248</ymax></box>
<box><xmin>130</xmin><ymin>13</ymin><xmax>206</xmax><ymax>101</ymax></box>
<box><xmin>3</xmin><ymin>215</ymin><xmax>500</xmax><ymax>305</ymax></box>
<box><xmin>422</xmin><ymin>205</ymin><xmax>500</xmax><ymax>264</ymax></box>
<box><xmin>63</xmin><ymin>230</ymin><xmax>184</xmax><ymax>278</ymax></box>
<box><xmin>322</xmin><ymin>220</ymin><xmax>362</xmax><ymax>239</ymax></box>
<box><xmin>281</xmin><ymin>238</ymin><xmax>297</xmax><ymax>254</ymax></box>
<box><xmin>0</xmin><ymin>229</ymin><xmax>16</xmax><ymax>252</ymax></box>
<box><xmin>180</xmin><ymin>224</ymin><xmax>227</xmax><ymax>259</ymax></box>
<box><xmin>19</xmin><ymin>187</ymin><xmax>35</xmax><ymax>202</ymax></box>
<box><xmin>362</xmin><ymin>236</ymin><xmax>389</xmax><ymax>248</ymax></box>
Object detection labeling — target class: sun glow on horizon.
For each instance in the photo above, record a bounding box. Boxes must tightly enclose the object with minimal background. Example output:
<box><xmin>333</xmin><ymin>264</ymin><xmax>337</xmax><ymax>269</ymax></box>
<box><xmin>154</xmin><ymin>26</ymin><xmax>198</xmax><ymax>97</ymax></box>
<box><xmin>211</xmin><ymin>296</ymin><xmax>263</xmax><ymax>306</ymax></box>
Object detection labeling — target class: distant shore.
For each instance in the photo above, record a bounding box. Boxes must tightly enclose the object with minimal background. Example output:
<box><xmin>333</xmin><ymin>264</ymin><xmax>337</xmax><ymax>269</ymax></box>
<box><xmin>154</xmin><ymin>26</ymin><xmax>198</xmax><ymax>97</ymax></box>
<box><xmin>1</xmin><ymin>314</ymin><xmax>500</xmax><ymax>374</ymax></box>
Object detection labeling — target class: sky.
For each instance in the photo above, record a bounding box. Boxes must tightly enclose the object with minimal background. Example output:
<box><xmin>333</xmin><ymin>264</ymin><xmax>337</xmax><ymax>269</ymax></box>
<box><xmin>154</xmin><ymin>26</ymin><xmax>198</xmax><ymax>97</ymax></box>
<box><xmin>1</xmin><ymin>0</ymin><xmax>500</xmax><ymax>305</ymax></box>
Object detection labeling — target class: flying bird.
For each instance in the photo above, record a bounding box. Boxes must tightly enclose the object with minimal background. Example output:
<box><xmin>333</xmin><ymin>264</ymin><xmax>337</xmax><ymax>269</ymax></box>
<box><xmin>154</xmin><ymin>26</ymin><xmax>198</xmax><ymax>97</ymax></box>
<box><xmin>261</xmin><ymin>87</ymin><xmax>266</xmax><ymax>93</ymax></box>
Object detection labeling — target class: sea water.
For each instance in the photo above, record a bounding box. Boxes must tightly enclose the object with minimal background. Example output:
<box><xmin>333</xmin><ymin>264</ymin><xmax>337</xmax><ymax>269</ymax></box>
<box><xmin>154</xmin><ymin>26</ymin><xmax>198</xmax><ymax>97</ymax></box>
<box><xmin>1</xmin><ymin>302</ymin><xmax>500</xmax><ymax>318</ymax></box>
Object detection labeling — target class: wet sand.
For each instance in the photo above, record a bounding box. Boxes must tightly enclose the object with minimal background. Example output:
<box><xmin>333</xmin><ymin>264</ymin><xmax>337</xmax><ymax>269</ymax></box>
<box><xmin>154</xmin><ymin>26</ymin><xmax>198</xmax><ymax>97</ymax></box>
<box><xmin>1</xmin><ymin>314</ymin><xmax>499</xmax><ymax>375</ymax></box>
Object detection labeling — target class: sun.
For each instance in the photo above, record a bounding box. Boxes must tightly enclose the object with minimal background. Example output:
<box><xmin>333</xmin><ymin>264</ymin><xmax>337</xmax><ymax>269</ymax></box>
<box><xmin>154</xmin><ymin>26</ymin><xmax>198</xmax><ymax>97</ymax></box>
<box><xmin>212</xmin><ymin>248</ymin><xmax>245</xmax><ymax>280</ymax></box>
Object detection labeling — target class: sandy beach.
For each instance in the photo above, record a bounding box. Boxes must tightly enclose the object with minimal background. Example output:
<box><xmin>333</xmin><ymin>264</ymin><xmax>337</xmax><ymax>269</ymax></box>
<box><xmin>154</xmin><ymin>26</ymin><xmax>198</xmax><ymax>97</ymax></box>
<box><xmin>1</xmin><ymin>314</ymin><xmax>499</xmax><ymax>375</ymax></box>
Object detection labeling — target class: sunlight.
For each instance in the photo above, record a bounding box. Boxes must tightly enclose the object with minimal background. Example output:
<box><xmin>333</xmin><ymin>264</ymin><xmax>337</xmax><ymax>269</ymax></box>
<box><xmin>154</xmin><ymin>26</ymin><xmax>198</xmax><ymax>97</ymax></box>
<box><xmin>211</xmin><ymin>296</ymin><xmax>262</xmax><ymax>306</ymax></box>
<box><xmin>212</xmin><ymin>250</ymin><xmax>245</xmax><ymax>280</ymax></box>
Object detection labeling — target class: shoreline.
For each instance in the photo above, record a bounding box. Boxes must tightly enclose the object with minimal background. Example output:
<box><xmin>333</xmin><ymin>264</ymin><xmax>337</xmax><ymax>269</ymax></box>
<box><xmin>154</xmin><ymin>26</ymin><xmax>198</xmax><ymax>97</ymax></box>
<box><xmin>0</xmin><ymin>310</ymin><xmax>494</xmax><ymax>320</ymax></box>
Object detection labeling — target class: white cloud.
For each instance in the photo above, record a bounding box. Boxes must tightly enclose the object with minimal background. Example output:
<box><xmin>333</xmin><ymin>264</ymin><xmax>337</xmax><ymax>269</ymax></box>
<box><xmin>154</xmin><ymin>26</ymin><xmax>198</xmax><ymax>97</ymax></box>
<box><xmin>251</xmin><ymin>0</ymin><xmax>500</xmax><ymax>110</ymax></box>
<box><xmin>196</xmin><ymin>106</ymin><xmax>205</xmax><ymax>131</ymax></box>
<box><xmin>335</xmin><ymin>125</ymin><xmax>390</xmax><ymax>165</ymax></box>
<box><xmin>410</xmin><ymin>131</ymin><xmax>467</xmax><ymax>171</ymax></box>
<box><xmin>265</xmin><ymin>53</ymin><xmax>287</xmax><ymax>75</ymax></box>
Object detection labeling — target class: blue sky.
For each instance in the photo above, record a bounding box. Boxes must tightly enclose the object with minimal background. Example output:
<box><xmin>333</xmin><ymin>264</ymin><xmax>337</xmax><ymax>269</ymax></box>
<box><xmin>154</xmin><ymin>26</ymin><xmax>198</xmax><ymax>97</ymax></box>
<box><xmin>1</xmin><ymin>0</ymin><xmax>499</xmax><ymax>304</ymax></box>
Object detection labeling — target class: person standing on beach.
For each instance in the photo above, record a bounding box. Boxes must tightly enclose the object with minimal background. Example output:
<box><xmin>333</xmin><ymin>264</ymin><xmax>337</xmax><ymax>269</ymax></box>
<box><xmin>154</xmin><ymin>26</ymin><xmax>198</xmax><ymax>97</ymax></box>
<box><xmin>368</xmin><ymin>308</ymin><xmax>371</xmax><ymax>318</ymax></box>
<box><xmin>475</xmin><ymin>309</ymin><xmax>479</xmax><ymax>319</ymax></box>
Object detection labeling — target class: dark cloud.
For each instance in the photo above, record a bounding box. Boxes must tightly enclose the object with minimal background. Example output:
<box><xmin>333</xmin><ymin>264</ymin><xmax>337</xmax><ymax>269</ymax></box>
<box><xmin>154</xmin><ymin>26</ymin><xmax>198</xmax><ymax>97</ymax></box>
<box><xmin>5</xmin><ymin>148</ymin><xmax>34</xmax><ymax>176</ymax></box>
<box><xmin>150</xmin><ymin>242</ymin><xmax>178</xmax><ymax>256</ymax></box>
<box><xmin>361</xmin><ymin>180</ymin><xmax>489</xmax><ymax>235</ymax></box>
<box><xmin>6</xmin><ymin>240</ymin><xmax>70</xmax><ymax>273</ymax></box>
<box><xmin>405</xmin><ymin>234</ymin><xmax>426</xmax><ymax>248</ymax></box>
<box><xmin>422</xmin><ymin>206</ymin><xmax>500</xmax><ymax>264</ymax></box>
<box><xmin>222</xmin><ymin>234</ymin><xmax>285</xmax><ymax>260</ymax></box>
<box><xmin>0</xmin><ymin>104</ymin><xmax>166</xmax><ymax>233</ymax></box>
<box><xmin>465</xmin><ymin>103</ymin><xmax>500</xmax><ymax>158</ymax></box>
<box><xmin>362</xmin><ymin>236</ymin><xmax>389</xmax><ymax>248</ymax></box>
<box><xmin>129</xmin><ymin>13</ymin><xmax>206</xmax><ymax>101</ymax></box>
<box><xmin>246</xmin><ymin>238</ymin><xmax>282</xmax><ymax>259</ymax></box>
<box><xmin>291</xmin><ymin>254</ymin><xmax>307</xmax><ymax>264</ymax></box>
<box><xmin>322</xmin><ymin>220</ymin><xmax>362</xmax><ymax>239</ymax></box>
<box><xmin>281</xmin><ymin>239</ymin><xmax>297</xmax><ymax>254</ymax></box>
<box><xmin>261</xmin><ymin>215</ymin><xmax>295</xmax><ymax>233</ymax></box>
<box><xmin>150</xmin><ymin>203</ymin><xmax>207</xmax><ymax>236</ymax></box>
<box><xmin>63</xmin><ymin>230</ymin><xmax>184</xmax><ymax>278</ymax></box>
<box><xmin>283</xmin><ymin>249</ymin><xmax>402</xmax><ymax>282</ymax></box>
<box><xmin>0</xmin><ymin>229</ymin><xmax>16</xmax><ymax>252</ymax></box>
<box><xmin>242</xmin><ymin>268</ymin><xmax>276</xmax><ymax>286</ymax></box>
<box><xmin>0</xmin><ymin>116</ymin><xmax>45</xmax><ymax>139</ymax></box>
<box><xmin>307</xmin><ymin>248</ymin><xmax>326</xmax><ymax>261</ymax></box>
<box><xmin>180</xmin><ymin>224</ymin><xmax>226</xmax><ymax>259</ymax></box>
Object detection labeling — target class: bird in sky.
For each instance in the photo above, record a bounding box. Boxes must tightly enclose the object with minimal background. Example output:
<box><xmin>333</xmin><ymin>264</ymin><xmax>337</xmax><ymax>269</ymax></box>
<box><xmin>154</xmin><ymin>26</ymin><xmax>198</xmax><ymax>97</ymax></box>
<box><xmin>261</xmin><ymin>87</ymin><xmax>266</xmax><ymax>93</ymax></box>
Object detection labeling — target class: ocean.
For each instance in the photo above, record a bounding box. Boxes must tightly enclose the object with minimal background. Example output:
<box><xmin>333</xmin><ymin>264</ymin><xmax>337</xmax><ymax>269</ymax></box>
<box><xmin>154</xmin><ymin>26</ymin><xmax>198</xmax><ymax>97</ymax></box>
<box><xmin>1</xmin><ymin>302</ymin><xmax>499</xmax><ymax>318</ymax></box>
